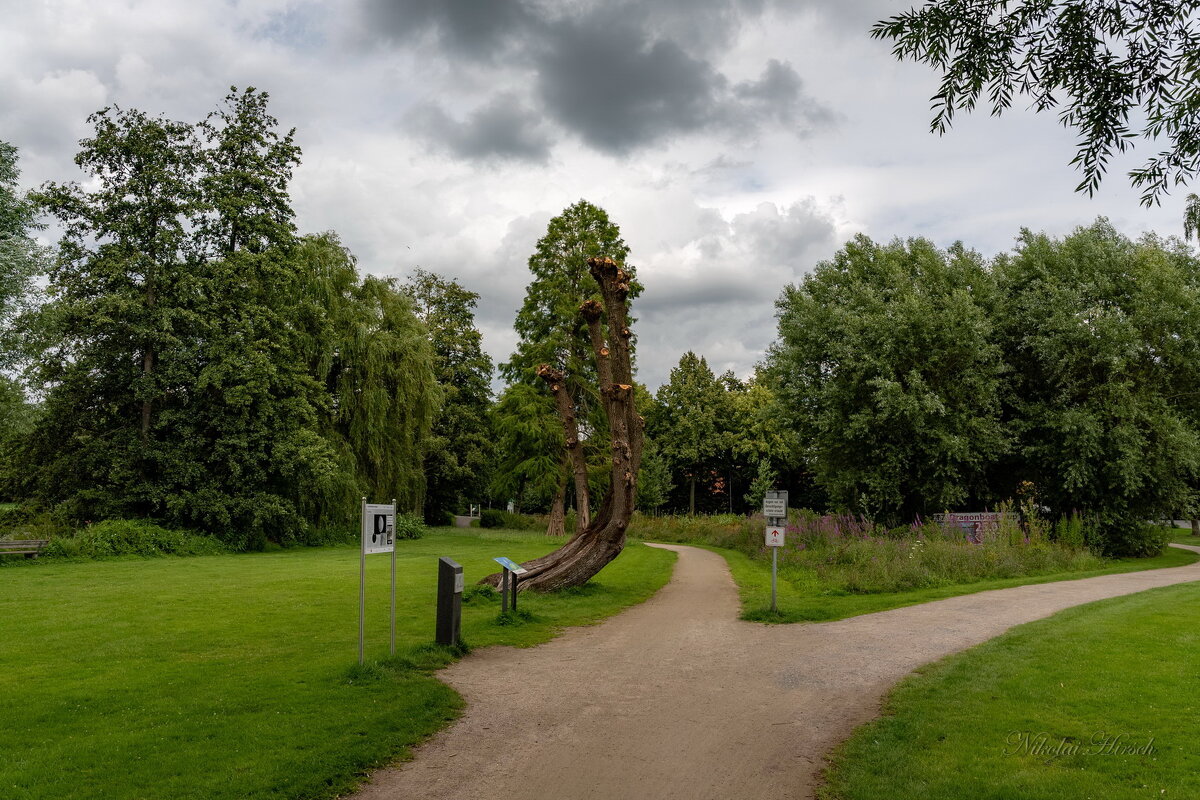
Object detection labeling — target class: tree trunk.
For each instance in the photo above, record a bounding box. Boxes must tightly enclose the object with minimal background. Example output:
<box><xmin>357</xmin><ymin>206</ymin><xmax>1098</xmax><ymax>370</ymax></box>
<box><xmin>1192</xmin><ymin>518</ymin><xmax>1199</xmax><ymax>537</ymax></box>
<box><xmin>537</xmin><ymin>364</ymin><xmax>591</xmax><ymax>531</ymax></box>
<box><xmin>690</xmin><ymin>476</ymin><xmax>696</xmax><ymax>516</ymax></box>
<box><xmin>484</xmin><ymin>257</ymin><xmax>642</xmax><ymax>591</ymax></box>
<box><xmin>547</xmin><ymin>477</ymin><xmax>567</xmax><ymax>537</ymax></box>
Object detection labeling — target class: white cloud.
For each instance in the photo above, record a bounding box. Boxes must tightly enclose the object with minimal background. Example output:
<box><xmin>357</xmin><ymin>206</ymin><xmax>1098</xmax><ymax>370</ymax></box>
<box><xmin>1</xmin><ymin>0</ymin><xmax>1188</xmax><ymax>392</ymax></box>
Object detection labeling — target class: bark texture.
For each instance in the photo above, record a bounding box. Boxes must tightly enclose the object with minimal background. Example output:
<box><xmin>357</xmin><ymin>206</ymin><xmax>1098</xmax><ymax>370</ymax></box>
<box><xmin>536</xmin><ymin>364</ymin><xmax>591</xmax><ymax>531</ymax></box>
<box><xmin>484</xmin><ymin>257</ymin><xmax>643</xmax><ymax>591</ymax></box>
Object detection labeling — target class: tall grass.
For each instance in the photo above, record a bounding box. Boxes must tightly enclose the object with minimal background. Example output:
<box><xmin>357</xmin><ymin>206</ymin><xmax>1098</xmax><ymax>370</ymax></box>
<box><xmin>631</xmin><ymin>510</ymin><xmax>1106</xmax><ymax>594</ymax></box>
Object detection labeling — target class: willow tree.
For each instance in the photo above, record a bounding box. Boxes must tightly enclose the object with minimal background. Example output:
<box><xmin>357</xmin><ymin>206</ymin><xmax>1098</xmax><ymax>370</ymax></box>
<box><xmin>293</xmin><ymin>234</ymin><xmax>440</xmax><ymax>521</ymax></box>
<box><xmin>486</xmin><ymin>257</ymin><xmax>643</xmax><ymax>591</ymax></box>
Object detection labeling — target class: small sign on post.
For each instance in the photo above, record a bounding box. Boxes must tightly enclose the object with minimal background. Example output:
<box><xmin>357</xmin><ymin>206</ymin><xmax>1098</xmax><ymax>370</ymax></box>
<box><xmin>763</xmin><ymin>490</ymin><xmax>788</xmax><ymax>613</ymax></box>
<box><xmin>494</xmin><ymin>556</ymin><xmax>526</xmax><ymax>613</ymax></box>
<box><xmin>359</xmin><ymin>498</ymin><xmax>398</xmax><ymax>664</ymax></box>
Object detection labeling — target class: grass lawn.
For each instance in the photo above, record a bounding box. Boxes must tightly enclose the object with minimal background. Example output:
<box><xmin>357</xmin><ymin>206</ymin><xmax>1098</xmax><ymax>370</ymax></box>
<box><xmin>693</xmin><ymin>542</ymin><xmax>1197</xmax><ymax>623</ymax></box>
<box><xmin>0</xmin><ymin>529</ymin><xmax>675</xmax><ymax>800</ymax></box>
<box><xmin>820</xmin><ymin>580</ymin><xmax>1200</xmax><ymax>800</ymax></box>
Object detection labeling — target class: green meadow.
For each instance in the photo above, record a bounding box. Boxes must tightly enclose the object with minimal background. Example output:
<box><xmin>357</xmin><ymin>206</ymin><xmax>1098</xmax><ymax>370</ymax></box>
<box><xmin>0</xmin><ymin>530</ymin><xmax>675</xmax><ymax>800</ymax></box>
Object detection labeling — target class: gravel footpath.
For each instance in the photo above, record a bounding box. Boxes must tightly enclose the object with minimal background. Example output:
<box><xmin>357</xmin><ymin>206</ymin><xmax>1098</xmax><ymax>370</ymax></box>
<box><xmin>352</xmin><ymin>542</ymin><xmax>1200</xmax><ymax>800</ymax></box>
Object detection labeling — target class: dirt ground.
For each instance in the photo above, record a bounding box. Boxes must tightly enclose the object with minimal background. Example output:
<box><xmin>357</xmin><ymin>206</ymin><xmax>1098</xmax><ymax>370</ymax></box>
<box><xmin>351</xmin><ymin>542</ymin><xmax>1200</xmax><ymax>800</ymax></box>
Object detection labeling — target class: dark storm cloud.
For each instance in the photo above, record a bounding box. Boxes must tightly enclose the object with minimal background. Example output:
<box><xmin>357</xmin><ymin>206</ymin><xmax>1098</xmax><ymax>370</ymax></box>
<box><xmin>409</xmin><ymin>95</ymin><xmax>552</xmax><ymax>162</ymax></box>
<box><xmin>359</xmin><ymin>0</ymin><xmax>834</xmax><ymax>155</ymax></box>
<box><xmin>360</xmin><ymin>0</ymin><xmax>535</xmax><ymax>56</ymax></box>
<box><xmin>531</xmin><ymin>13</ymin><xmax>723</xmax><ymax>154</ymax></box>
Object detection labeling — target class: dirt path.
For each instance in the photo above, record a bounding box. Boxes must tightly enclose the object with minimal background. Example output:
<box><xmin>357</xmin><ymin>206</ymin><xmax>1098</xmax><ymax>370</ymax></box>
<box><xmin>353</xmin><ymin>542</ymin><xmax>1200</xmax><ymax>800</ymax></box>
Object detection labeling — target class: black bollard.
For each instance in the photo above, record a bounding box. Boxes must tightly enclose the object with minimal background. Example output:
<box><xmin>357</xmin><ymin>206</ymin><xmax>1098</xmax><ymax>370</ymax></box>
<box><xmin>436</xmin><ymin>557</ymin><xmax>463</xmax><ymax>646</ymax></box>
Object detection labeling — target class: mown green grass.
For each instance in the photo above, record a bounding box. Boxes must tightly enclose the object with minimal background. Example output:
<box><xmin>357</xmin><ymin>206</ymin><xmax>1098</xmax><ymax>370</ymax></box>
<box><xmin>0</xmin><ymin>529</ymin><xmax>675</xmax><ymax>800</ymax></box>
<box><xmin>820</xmin><ymin>580</ymin><xmax>1200</xmax><ymax>800</ymax></box>
<box><xmin>693</xmin><ymin>542</ymin><xmax>1197</xmax><ymax>622</ymax></box>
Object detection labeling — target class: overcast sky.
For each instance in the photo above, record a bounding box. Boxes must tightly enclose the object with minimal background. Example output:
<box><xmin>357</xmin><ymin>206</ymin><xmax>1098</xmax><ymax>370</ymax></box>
<box><xmin>3</xmin><ymin>0</ymin><xmax>1190</xmax><ymax>389</ymax></box>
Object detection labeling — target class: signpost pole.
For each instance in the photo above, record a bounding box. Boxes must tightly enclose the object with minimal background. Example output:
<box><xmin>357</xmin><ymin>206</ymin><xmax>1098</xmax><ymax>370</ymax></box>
<box><xmin>763</xmin><ymin>490</ymin><xmax>788</xmax><ymax>616</ymax></box>
<box><xmin>359</xmin><ymin>496</ymin><xmax>366</xmax><ymax>665</ymax></box>
<box><xmin>389</xmin><ymin>498</ymin><xmax>397</xmax><ymax>656</ymax></box>
<box><xmin>771</xmin><ymin>547</ymin><xmax>778</xmax><ymax>613</ymax></box>
<box><xmin>501</xmin><ymin>569</ymin><xmax>509</xmax><ymax>615</ymax></box>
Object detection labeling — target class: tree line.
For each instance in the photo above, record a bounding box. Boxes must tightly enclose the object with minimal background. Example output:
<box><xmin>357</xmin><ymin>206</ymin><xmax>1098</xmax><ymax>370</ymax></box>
<box><xmin>4</xmin><ymin>89</ymin><xmax>1198</xmax><ymax>557</ymax></box>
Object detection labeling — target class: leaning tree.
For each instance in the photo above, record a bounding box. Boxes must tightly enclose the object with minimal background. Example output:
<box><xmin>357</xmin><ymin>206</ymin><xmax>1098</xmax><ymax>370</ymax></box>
<box><xmin>484</xmin><ymin>256</ymin><xmax>644</xmax><ymax>591</ymax></box>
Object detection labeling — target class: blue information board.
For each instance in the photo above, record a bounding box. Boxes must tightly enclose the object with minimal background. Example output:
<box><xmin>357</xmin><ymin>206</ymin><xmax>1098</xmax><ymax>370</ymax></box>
<box><xmin>493</xmin><ymin>556</ymin><xmax>528</xmax><ymax>574</ymax></box>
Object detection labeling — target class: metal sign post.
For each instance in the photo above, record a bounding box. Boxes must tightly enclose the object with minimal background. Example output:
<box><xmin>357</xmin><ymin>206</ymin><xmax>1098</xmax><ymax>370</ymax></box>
<box><xmin>390</xmin><ymin>497</ymin><xmax>396</xmax><ymax>656</ymax></box>
<box><xmin>359</xmin><ymin>499</ymin><xmax>396</xmax><ymax>664</ymax></box>
<box><xmin>763</xmin><ymin>490</ymin><xmax>788</xmax><ymax>613</ymax></box>
<box><xmin>493</xmin><ymin>556</ymin><xmax>528</xmax><ymax>615</ymax></box>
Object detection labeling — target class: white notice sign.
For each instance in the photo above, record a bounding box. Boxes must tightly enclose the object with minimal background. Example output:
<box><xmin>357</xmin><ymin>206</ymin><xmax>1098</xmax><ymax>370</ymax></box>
<box><xmin>762</xmin><ymin>494</ymin><xmax>788</xmax><ymax>518</ymax></box>
<box><xmin>362</xmin><ymin>503</ymin><xmax>396</xmax><ymax>554</ymax></box>
<box><xmin>765</xmin><ymin>526</ymin><xmax>785</xmax><ymax>547</ymax></box>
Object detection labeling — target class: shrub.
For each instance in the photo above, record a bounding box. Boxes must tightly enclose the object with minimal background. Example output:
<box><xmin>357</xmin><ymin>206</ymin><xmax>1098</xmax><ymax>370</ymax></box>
<box><xmin>479</xmin><ymin>509</ymin><xmax>505</xmax><ymax>529</ymax></box>
<box><xmin>38</xmin><ymin>519</ymin><xmax>228</xmax><ymax>559</ymax></box>
<box><xmin>1096</xmin><ymin>520</ymin><xmax>1168</xmax><ymax>558</ymax></box>
<box><xmin>394</xmin><ymin>513</ymin><xmax>426</xmax><ymax>540</ymax></box>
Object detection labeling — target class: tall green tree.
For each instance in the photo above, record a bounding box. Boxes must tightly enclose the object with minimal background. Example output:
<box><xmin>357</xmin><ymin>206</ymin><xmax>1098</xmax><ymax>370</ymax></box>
<box><xmin>404</xmin><ymin>268</ymin><xmax>493</xmax><ymax>523</ymax></box>
<box><xmin>649</xmin><ymin>352</ymin><xmax>730</xmax><ymax>515</ymax></box>
<box><xmin>994</xmin><ymin>220</ymin><xmax>1200</xmax><ymax>553</ymax></box>
<box><xmin>292</xmin><ymin>235</ymin><xmax>439</xmax><ymax>525</ymax></box>
<box><xmin>490</xmin><ymin>382</ymin><xmax>566</xmax><ymax>531</ymax></box>
<box><xmin>501</xmin><ymin>200</ymin><xmax>638</xmax><ymax>531</ymax></box>
<box><xmin>873</xmin><ymin>1</ymin><xmax>1200</xmax><ymax>204</ymax></box>
<box><xmin>0</xmin><ymin>140</ymin><xmax>45</xmax><ymax>364</ymax></box>
<box><xmin>769</xmin><ymin>236</ymin><xmax>1008</xmax><ymax>520</ymax></box>
<box><xmin>25</xmin><ymin>105</ymin><xmax>203</xmax><ymax>520</ymax></box>
<box><xmin>17</xmin><ymin>89</ymin><xmax>440</xmax><ymax>545</ymax></box>
<box><xmin>0</xmin><ymin>141</ymin><xmax>48</xmax><ymax>492</ymax></box>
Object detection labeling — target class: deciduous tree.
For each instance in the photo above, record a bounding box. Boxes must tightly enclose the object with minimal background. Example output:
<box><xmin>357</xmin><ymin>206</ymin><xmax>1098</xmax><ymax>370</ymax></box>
<box><xmin>404</xmin><ymin>268</ymin><xmax>494</xmax><ymax>523</ymax></box>
<box><xmin>770</xmin><ymin>235</ymin><xmax>1008</xmax><ymax>520</ymax></box>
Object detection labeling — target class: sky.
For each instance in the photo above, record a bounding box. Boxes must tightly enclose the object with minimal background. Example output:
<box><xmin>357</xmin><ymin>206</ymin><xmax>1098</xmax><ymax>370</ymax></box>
<box><xmin>2</xmin><ymin>0</ymin><xmax>1190</xmax><ymax>390</ymax></box>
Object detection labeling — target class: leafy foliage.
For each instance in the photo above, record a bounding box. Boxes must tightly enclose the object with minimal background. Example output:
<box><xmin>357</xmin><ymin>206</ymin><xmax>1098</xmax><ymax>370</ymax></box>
<box><xmin>770</xmin><ymin>236</ymin><xmax>1007</xmax><ymax>520</ymax></box>
<box><xmin>9</xmin><ymin>90</ymin><xmax>439</xmax><ymax>546</ymax></box>
<box><xmin>500</xmin><ymin>200</ymin><xmax>639</xmax><ymax>514</ymax></box>
<box><xmin>403</xmin><ymin>269</ymin><xmax>493</xmax><ymax>522</ymax></box>
<box><xmin>873</xmin><ymin>1</ymin><xmax>1200</xmax><ymax>204</ymax></box>
<box><xmin>993</xmin><ymin>220</ymin><xmax>1200</xmax><ymax>550</ymax></box>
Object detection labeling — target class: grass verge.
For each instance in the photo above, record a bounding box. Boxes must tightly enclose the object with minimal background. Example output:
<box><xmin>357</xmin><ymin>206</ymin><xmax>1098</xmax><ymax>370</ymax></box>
<box><xmin>685</xmin><ymin>542</ymin><xmax>1197</xmax><ymax>622</ymax></box>
<box><xmin>819</xmin><ymin>580</ymin><xmax>1200</xmax><ymax>800</ymax></box>
<box><xmin>0</xmin><ymin>529</ymin><xmax>675</xmax><ymax>800</ymax></box>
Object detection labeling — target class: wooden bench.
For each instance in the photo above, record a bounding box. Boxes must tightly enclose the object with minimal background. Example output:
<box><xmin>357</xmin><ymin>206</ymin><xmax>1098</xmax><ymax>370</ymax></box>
<box><xmin>0</xmin><ymin>539</ymin><xmax>49</xmax><ymax>559</ymax></box>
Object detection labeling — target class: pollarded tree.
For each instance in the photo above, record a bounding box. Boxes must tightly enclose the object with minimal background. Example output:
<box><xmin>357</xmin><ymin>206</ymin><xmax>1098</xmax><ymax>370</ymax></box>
<box><xmin>502</xmin><ymin>200</ymin><xmax>639</xmax><ymax>532</ymax></box>
<box><xmin>403</xmin><ymin>268</ymin><xmax>494</xmax><ymax>522</ymax></box>
<box><xmin>485</xmin><ymin>257</ymin><xmax>643</xmax><ymax>590</ymax></box>
<box><xmin>873</xmin><ymin>1</ymin><xmax>1200</xmax><ymax>204</ymax></box>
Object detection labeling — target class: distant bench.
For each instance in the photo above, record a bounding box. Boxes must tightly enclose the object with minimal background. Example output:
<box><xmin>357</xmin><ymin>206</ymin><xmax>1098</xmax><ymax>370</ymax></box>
<box><xmin>0</xmin><ymin>539</ymin><xmax>49</xmax><ymax>559</ymax></box>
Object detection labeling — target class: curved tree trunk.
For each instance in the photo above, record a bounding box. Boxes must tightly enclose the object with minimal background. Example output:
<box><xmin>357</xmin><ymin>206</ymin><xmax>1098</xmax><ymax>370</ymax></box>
<box><xmin>484</xmin><ymin>257</ymin><xmax>642</xmax><ymax>591</ymax></box>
